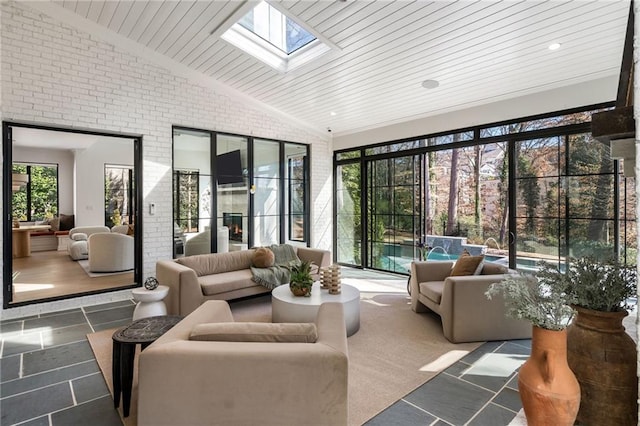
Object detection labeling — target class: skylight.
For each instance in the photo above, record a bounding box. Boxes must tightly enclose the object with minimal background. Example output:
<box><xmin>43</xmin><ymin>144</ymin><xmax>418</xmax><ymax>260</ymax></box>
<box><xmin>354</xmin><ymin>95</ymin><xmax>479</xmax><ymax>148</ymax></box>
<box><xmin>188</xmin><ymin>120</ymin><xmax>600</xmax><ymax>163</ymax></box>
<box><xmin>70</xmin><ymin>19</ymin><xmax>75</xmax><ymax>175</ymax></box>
<box><xmin>221</xmin><ymin>1</ymin><xmax>333</xmax><ymax>73</ymax></box>
<box><xmin>238</xmin><ymin>2</ymin><xmax>316</xmax><ymax>55</ymax></box>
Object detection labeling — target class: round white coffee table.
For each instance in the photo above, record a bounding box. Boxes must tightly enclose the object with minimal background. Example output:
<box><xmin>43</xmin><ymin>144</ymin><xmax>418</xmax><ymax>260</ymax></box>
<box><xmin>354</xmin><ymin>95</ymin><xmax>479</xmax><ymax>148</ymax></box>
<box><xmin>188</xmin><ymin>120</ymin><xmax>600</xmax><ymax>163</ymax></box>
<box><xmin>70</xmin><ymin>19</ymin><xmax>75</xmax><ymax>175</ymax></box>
<box><xmin>131</xmin><ymin>285</ymin><xmax>169</xmax><ymax>320</ymax></box>
<box><xmin>272</xmin><ymin>282</ymin><xmax>360</xmax><ymax>336</ymax></box>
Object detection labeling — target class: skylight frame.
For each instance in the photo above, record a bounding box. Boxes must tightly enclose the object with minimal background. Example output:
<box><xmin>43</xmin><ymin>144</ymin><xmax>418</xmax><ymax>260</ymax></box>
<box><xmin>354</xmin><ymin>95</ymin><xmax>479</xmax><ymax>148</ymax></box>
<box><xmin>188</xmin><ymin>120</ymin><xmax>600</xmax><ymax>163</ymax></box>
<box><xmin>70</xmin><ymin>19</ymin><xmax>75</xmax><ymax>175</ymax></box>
<box><xmin>220</xmin><ymin>0</ymin><xmax>337</xmax><ymax>74</ymax></box>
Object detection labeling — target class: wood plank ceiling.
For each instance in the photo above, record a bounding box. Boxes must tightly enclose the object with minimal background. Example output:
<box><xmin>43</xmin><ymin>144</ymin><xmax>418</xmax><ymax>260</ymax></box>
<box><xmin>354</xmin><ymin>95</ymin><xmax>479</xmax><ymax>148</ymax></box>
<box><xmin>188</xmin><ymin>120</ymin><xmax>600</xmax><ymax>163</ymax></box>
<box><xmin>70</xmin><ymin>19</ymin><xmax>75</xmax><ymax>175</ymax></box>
<box><xmin>52</xmin><ymin>0</ymin><xmax>630</xmax><ymax>135</ymax></box>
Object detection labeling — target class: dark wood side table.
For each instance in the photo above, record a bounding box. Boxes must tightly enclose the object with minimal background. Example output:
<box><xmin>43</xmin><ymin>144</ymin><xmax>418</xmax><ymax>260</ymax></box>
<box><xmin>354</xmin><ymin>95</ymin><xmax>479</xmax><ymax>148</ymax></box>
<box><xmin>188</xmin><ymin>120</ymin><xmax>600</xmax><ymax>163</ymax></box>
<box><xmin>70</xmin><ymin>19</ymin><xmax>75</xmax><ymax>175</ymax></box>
<box><xmin>112</xmin><ymin>315</ymin><xmax>183</xmax><ymax>417</ymax></box>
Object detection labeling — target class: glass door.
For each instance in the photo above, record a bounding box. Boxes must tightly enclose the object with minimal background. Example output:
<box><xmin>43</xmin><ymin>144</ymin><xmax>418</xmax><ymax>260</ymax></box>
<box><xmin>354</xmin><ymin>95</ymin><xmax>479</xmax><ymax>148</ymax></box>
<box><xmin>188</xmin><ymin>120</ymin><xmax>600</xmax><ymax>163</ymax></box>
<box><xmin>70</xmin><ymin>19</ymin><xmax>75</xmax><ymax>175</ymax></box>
<box><xmin>216</xmin><ymin>134</ymin><xmax>249</xmax><ymax>252</ymax></box>
<box><xmin>513</xmin><ymin>133</ymin><xmax>618</xmax><ymax>270</ymax></box>
<box><xmin>336</xmin><ymin>161</ymin><xmax>362</xmax><ymax>266</ymax></box>
<box><xmin>366</xmin><ymin>155</ymin><xmax>421</xmax><ymax>273</ymax></box>
<box><xmin>253</xmin><ymin>139</ymin><xmax>280</xmax><ymax>246</ymax></box>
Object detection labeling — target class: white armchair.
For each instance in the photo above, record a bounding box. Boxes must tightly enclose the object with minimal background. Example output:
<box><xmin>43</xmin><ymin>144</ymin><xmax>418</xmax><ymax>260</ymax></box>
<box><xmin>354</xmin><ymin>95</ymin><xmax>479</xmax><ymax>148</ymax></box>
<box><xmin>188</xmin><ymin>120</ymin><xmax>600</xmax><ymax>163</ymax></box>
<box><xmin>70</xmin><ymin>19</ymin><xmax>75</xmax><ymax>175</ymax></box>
<box><xmin>88</xmin><ymin>232</ymin><xmax>134</xmax><ymax>272</ymax></box>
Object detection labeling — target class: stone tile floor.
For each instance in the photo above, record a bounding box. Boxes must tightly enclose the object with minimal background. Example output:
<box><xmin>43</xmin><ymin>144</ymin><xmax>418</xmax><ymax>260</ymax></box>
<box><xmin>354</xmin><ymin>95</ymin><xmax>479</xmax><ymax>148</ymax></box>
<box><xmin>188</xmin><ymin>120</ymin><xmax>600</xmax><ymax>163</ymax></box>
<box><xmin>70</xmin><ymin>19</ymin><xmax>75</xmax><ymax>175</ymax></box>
<box><xmin>1</xmin><ymin>300</ymin><xmax>134</xmax><ymax>426</ymax></box>
<box><xmin>1</xmin><ymin>269</ymin><xmax>637</xmax><ymax>426</ymax></box>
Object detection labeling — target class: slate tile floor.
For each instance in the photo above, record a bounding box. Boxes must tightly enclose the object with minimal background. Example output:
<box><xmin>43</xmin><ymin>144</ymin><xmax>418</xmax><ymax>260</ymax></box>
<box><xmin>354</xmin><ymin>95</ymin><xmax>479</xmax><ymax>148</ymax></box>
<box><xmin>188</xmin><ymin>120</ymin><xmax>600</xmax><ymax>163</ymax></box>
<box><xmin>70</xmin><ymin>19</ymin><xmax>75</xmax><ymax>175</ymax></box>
<box><xmin>1</xmin><ymin>276</ymin><xmax>636</xmax><ymax>426</ymax></box>
<box><xmin>1</xmin><ymin>300</ymin><xmax>134</xmax><ymax>426</ymax></box>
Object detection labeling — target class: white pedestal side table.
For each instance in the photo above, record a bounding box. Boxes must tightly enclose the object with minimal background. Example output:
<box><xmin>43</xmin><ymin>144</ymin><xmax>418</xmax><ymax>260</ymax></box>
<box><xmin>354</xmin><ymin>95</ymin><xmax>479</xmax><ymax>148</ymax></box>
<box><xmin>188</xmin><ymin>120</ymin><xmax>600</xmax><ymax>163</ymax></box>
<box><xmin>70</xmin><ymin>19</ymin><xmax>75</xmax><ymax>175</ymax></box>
<box><xmin>272</xmin><ymin>282</ymin><xmax>360</xmax><ymax>336</ymax></box>
<box><xmin>132</xmin><ymin>285</ymin><xmax>169</xmax><ymax>321</ymax></box>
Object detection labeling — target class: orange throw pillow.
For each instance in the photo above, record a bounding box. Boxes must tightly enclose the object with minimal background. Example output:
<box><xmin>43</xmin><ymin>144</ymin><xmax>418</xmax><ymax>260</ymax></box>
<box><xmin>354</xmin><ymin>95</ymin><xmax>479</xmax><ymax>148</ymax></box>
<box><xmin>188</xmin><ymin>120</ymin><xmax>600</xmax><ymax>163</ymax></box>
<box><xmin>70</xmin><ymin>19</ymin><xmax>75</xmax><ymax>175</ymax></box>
<box><xmin>450</xmin><ymin>253</ymin><xmax>484</xmax><ymax>276</ymax></box>
<box><xmin>253</xmin><ymin>247</ymin><xmax>275</xmax><ymax>268</ymax></box>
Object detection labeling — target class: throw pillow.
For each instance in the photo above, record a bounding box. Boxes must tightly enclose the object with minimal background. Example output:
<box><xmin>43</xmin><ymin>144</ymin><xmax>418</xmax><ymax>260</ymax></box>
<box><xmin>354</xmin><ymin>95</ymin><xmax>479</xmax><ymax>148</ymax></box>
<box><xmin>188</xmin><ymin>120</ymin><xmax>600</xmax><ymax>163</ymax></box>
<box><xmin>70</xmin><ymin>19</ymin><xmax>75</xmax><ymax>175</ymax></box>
<box><xmin>450</xmin><ymin>253</ymin><xmax>485</xmax><ymax>276</ymax></box>
<box><xmin>71</xmin><ymin>233</ymin><xmax>87</xmax><ymax>241</ymax></box>
<box><xmin>189</xmin><ymin>322</ymin><xmax>318</xmax><ymax>343</ymax></box>
<box><xmin>59</xmin><ymin>214</ymin><xmax>75</xmax><ymax>231</ymax></box>
<box><xmin>127</xmin><ymin>224</ymin><xmax>134</xmax><ymax>236</ymax></box>
<box><xmin>253</xmin><ymin>247</ymin><xmax>275</xmax><ymax>268</ymax></box>
<box><xmin>49</xmin><ymin>217</ymin><xmax>60</xmax><ymax>232</ymax></box>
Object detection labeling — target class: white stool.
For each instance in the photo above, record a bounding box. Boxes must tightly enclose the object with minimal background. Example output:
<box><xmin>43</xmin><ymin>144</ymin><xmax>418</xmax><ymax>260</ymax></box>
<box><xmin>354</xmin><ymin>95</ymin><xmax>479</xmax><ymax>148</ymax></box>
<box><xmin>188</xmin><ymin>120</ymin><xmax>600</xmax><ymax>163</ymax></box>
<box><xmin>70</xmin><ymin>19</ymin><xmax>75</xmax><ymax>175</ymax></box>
<box><xmin>132</xmin><ymin>285</ymin><xmax>169</xmax><ymax>321</ymax></box>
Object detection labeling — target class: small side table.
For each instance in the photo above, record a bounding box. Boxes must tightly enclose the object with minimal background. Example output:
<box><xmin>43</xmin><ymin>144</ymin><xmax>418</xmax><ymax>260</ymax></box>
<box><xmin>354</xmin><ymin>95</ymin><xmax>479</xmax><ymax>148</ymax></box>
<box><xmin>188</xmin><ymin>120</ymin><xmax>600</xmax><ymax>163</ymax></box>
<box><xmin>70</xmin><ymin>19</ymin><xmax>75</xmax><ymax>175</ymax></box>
<box><xmin>112</xmin><ymin>315</ymin><xmax>182</xmax><ymax>417</ymax></box>
<box><xmin>132</xmin><ymin>285</ymin><xmax>169</xmax><ymax>321</ymax></box>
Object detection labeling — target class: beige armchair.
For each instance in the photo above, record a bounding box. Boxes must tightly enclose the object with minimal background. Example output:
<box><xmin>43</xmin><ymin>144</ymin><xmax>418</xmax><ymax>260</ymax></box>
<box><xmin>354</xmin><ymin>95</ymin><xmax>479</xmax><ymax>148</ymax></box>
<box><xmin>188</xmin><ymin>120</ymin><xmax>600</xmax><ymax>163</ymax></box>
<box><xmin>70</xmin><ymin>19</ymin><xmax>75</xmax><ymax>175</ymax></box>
<box><xmin>410</xmin><ymin>260</ymin><xmax>531</xmax><ymax>343</ymax></box>
<box><xmin>138</xmin><ymin>300</ymin><xmax>348</xmax><ymax>426</ymax></box>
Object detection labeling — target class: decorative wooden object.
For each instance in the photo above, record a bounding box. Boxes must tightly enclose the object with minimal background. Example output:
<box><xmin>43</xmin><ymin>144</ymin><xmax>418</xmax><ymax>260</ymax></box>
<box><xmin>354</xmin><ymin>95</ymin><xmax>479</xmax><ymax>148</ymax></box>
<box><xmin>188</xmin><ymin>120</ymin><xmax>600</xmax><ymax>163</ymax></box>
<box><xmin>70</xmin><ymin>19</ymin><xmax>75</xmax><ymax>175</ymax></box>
<box><xmin>321</xmin><ymin>264</ymin><xmax>342</xmax><ymax>294</ymax></box>
<box><xmin>567</xmin><ymin>307</ymin><xmax>638</xmax><ymax>426</ymax></box>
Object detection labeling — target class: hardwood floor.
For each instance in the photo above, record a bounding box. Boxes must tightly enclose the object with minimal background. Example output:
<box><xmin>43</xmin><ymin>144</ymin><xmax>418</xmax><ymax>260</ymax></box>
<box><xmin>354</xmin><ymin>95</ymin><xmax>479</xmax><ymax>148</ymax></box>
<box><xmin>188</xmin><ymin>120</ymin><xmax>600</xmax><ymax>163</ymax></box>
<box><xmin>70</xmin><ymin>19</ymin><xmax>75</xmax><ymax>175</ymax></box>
<box><xmin>11</xmin><ymin>250</ymin><xmax>134</xmax><ymax>303</ymax></box>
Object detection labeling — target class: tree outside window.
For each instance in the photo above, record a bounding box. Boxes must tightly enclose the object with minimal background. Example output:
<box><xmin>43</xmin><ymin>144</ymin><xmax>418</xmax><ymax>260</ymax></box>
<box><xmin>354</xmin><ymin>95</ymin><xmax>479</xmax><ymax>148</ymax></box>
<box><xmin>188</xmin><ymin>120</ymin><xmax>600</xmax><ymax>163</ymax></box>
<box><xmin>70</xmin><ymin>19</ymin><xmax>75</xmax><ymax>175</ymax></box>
<box><xmin>174</xmin><ymin>170</ymin><xmax>200</xmax><ymax>233</ymax></box>
<box><xmin>12</xmin><ymin>163</ymin><xmax>58</xmax><ymax>221</ymax></box>
<box><xmin>105</xmin><ymin>165</ymin><xmax>133</xmax><ymax>227</ymax></box>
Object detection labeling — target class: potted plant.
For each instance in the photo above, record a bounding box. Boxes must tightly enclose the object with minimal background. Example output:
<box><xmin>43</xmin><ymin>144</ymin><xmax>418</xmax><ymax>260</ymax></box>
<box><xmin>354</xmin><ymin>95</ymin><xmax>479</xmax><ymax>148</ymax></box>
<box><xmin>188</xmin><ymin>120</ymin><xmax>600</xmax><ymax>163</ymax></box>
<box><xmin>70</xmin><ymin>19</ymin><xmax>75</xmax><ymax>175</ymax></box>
<box><xmin>561</xmin><ymin>256</ymin><xmax>637</xmax><ymax>425</ymax></box>
<box><xmin>288</xmin><ymin>259</ymin><xmax>314</xmax><ymax>297</ymax></box>
<box><xmin>486</xmin><ymin>264</ymin><xmax>580</xmax><ymax>426</ymax></box>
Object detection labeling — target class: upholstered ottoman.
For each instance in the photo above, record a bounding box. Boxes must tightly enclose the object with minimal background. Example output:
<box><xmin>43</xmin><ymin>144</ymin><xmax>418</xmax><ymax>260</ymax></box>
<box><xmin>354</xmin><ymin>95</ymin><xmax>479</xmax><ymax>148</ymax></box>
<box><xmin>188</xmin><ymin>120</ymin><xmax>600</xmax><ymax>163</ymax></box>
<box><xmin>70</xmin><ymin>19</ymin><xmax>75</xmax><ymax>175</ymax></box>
<box><xmin>69</xmin><ymin>239</ymin><xmax>88</xmax><ymax>260</ymax></box>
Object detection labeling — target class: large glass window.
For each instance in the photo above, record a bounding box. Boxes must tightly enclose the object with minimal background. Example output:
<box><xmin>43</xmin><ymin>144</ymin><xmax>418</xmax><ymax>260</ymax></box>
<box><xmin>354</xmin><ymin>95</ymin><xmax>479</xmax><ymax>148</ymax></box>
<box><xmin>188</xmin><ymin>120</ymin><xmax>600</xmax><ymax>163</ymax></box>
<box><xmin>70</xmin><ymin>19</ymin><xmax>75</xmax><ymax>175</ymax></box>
<box><xmin>253</xmin><ymin>139</ymin><xmax>279</xmax><ymax>247</ymax></box>
<box><xmin>367</xmin><ymin>155</ymin><xmax>421</xmax><ymax>273</ymax></box>
<box><xmin>12</xmin><ymin>163</ymin><xmax>58</xmax><ymax>222</ymax></box>
<box><xmin>334</xmin><ymin>103</ymin><xmax>633</xmax><ymax>274</ymax></box>
<box><xmin>336</xmin><ymin>162</ymin><xmax>361</xmax><ymax>266</ymax></box>
<box><xmin>217</xmin><ymin>135</ymin><xmax>249</xmax><ymax>250</ymax></box>
<box><xmin>173</xmin><ymin>128</ymin><xmax>310</xmax><ymax>257</ymax></box>
<box><xmin>285</xmin><ymin>143</ymin><xmax>307</xmax><ymax>243</ymax></box>
<box><xmin>173</xmin><ymin>129</ymin><xmax>213</xmax><ymax>256</ymax></box>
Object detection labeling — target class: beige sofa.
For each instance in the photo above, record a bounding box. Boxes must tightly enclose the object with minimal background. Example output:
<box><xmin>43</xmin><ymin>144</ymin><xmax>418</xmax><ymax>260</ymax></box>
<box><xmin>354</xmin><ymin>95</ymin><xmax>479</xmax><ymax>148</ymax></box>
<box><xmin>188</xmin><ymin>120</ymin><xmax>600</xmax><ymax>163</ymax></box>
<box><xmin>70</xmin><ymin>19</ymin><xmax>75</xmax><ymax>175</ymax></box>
<box><xmin>157</xmin><ymin>246</ymin><xmax>331</xmax><ymax>316</ymax></box>
<box><xmin>138</xmin><ymin>300</ymin><xmax>348</xmax><ymax>426</ymax></box>
<box><xmin>410</xmin><ymin>260</ymin><xmax>531</xmax><ymax>343</ymax></box>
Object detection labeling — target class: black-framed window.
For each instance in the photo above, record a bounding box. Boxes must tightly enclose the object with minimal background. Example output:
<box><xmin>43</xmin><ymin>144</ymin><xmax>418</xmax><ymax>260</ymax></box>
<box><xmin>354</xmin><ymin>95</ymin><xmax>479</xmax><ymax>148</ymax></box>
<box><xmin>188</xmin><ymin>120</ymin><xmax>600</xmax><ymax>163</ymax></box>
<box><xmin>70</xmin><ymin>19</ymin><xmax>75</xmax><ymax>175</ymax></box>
<box><xmin>287</xmin><ymin>155</ymin><xmax>306</xmax><ymax>242</ymax></box>
<box><xmin>334</xmin><ymin>102</ymin><xmax>635</xmax><ymax>274</ymax></box>
<box><xmin>172</xmin><ymin>127</ymin><xmax>310</xmax><ymax>256</ymax></box>
<box><xmin>12</xmin><ymin>163</ymin><xmax>58</xmax><ymax>222</ymax></box>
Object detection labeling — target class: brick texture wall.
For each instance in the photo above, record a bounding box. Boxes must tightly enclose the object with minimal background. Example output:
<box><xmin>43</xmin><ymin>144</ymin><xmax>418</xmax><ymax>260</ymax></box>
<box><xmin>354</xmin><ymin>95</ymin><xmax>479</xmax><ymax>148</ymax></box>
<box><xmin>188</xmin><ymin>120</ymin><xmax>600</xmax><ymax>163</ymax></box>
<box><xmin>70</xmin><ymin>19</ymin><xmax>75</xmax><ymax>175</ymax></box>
<box><xmin>0</xmin><ymin>1</ymin><xmax>333</xmax><ymax>317</ymax></box>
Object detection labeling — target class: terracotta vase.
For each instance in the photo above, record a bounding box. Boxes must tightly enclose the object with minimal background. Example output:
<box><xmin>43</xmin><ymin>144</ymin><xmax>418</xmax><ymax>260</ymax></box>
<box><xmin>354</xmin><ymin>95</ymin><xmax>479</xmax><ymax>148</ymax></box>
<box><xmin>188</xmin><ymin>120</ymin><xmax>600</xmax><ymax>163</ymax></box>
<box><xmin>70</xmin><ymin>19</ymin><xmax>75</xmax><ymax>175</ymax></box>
<box><xmin>567</xmin><ymin>306</ymin><xmax>638</xmax><ymax>426</ymax></box>
<box><xmin>518</xmin><ymin>326</ymin><xmax>580</xmax><ymax>426</ymax></box>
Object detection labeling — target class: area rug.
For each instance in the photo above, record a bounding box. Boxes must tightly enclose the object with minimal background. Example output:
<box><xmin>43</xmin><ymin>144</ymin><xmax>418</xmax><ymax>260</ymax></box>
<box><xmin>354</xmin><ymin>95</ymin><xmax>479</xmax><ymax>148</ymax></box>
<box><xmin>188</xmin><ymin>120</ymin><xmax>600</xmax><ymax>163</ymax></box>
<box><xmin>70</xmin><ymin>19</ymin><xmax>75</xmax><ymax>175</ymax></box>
<box><xmin>87</xmin><ymin>292</ymin><xmax>481</xmax><ymax>426</ymax></box>
<box><xmin>77</xmin><ymin>259</ymin><xmax>132</xmax><ymax>278</ymax></box>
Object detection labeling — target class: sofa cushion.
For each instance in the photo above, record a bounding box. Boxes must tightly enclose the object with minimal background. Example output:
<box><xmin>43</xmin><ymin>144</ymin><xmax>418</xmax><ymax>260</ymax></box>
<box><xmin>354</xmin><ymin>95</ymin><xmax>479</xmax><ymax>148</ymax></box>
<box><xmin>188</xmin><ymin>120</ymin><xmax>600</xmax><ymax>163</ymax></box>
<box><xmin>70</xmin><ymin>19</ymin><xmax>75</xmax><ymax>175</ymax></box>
<box><xmin>71</xmin><ymin>233</ymin><xmax>87</xmax><ymax>241</ymax></box>
<box><xmin>480</xmin><ymin>262</ymin><xmax>508</xmax><ymax>275</ymax></box>
<box><xmin>49</xmin><ymin>217</ymin><xmax>60</xmax><ymax>232</ymax></box>
<box><xmin>253</xmin><ymin>247</ymin><xmax>275</xmax><ymax>268</ymax></box>
<box><xmin>59</xmin><ymin>214</ymin><xmax>75</xmax><ymax>231</ymax></box>
<box><xmin>177</xmin><ymin>250</ymin><xmax>255</xmax><ymax>276</ymax></box>
<box><xmin>420</xmin><ymin>281</ymin><xmax>444</xmax><ymax>304</ymax></box>
<box><xmin>199</xmin><ymin>269</ymin><xmax>257</xmax><ymax>295</ymax></box>
<box><xmin>189</xmin><ymin>322</ymin><xmax>318</xmax><ymax>343</ymax></box>
<box><xmin>451</xmin><ymin>254</ymin><xmax>484</xmax><ymax>276</ymax></box>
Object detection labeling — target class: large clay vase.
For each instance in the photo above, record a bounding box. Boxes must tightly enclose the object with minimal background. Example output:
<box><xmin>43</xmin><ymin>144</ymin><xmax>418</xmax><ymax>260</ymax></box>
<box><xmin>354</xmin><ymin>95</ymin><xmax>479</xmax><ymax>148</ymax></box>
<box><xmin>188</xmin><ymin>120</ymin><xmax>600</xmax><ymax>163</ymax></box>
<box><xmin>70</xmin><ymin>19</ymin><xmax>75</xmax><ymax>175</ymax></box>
<box><xmin>567</xmin><ymin>306</ymin><xmax>638</xmax><ymax>426</ymax></box>
<box><xmin>518</xmin><ymin>326</ymin><xmax>580</xmax><ymax>426</ymax></box>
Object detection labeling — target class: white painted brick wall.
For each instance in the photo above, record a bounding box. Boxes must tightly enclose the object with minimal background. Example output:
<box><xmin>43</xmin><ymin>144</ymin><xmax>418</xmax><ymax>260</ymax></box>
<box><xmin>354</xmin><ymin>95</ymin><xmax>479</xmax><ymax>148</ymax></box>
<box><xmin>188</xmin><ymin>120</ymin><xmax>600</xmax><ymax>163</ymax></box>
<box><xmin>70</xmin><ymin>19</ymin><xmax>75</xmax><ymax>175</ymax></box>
<box><xmin>0</xmin><ymin>2</ymin><xmax>333</xmax><ymax>318</ymax></box>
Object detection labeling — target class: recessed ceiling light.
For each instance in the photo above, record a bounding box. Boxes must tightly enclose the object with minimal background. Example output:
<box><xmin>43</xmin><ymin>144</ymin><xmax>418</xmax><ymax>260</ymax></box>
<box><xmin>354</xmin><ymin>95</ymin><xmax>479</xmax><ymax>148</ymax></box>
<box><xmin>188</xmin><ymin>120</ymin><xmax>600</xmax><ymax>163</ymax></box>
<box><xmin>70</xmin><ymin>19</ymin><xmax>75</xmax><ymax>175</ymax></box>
<box><xmin>548</xmin><ymin>43</ymin><xmax>561</xmax><ymax>51</ymax></box>
<box><xmin>421</xmin><ymin>79</ymin><xmax>439</xmax><ymax>89</ymax></box>
<box><xmin>330</xmin><ymin>111</ymin><xmax>337</xmax><ymax>116</ymax></box>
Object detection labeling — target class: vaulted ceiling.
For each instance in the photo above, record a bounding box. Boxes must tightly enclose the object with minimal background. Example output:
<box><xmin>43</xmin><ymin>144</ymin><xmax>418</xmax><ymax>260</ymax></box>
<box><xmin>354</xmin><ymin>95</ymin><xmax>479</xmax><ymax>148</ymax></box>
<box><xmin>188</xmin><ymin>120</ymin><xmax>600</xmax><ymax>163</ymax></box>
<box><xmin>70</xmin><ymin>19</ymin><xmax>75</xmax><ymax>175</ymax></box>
<box><xmin>46</xmin><ymin>0</ymin><xmax>630</xmax><ymax>136</ymax></box>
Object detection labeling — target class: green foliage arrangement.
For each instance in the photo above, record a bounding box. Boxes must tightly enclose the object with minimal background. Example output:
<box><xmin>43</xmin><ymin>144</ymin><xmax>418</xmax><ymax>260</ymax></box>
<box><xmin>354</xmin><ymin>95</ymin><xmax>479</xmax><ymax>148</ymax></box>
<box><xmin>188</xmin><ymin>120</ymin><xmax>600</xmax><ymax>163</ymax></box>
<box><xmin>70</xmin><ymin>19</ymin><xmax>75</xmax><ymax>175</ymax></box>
<box><xmin>562</xmin><ymin>256</ymin><xmax>636</xmax><ymax>312</ymax></box>
<box><xmin>110</xmin><ymin>209</ymin><xmax>122</xmax><ymax>226</ymax></box>
<box><xmin>486</xmin><ymin>263</ymin><xmax>575</xmax><ymax>331</ymax></box>
<box><xmin>288</xmin><ymin>259</ymin><xmax>314</xmax><ymax>290</ymax></box>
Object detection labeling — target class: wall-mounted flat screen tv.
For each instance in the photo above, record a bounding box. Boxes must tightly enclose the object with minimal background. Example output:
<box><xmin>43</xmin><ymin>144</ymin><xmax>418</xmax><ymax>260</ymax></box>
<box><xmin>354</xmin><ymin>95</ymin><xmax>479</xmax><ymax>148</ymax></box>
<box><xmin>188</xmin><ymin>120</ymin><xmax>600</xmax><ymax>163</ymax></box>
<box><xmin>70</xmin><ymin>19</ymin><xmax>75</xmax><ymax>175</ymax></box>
<box><xmin>217</xmin><ymin>150</ymin><xmax>244</xmax><ymax>185</ymax></box>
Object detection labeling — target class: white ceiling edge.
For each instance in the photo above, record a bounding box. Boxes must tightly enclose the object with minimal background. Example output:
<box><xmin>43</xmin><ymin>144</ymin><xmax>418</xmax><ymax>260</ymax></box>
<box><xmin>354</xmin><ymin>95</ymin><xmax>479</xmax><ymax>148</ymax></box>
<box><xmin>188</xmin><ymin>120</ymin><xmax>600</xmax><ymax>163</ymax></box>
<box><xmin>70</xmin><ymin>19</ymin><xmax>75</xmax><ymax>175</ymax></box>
<box><xmin>333</xmin><ymin>75</ymin><xmax>619</xmax><ymax>151</ymax></box>
<box><xmin>24</xmin><ymin>1</ymin><xmax>330</xmax><ymax>142</ymax></box>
